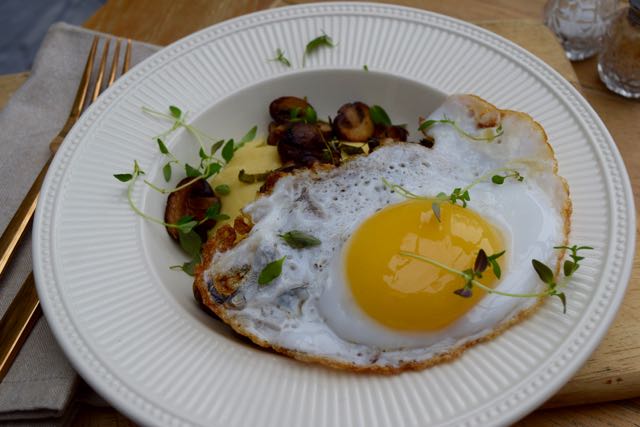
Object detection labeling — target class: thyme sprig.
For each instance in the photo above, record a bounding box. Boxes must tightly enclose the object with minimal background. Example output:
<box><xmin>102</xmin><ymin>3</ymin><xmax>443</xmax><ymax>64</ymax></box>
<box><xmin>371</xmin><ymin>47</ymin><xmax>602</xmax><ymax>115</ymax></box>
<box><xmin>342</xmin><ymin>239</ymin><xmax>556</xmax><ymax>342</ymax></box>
<box><xmin>113</xmin><ymin>161</ymin><xmax>228</xmax><ymax>234</ymax></box>
<box><xmin>383</xmin><ymin>167</ymin><xmax>524</xmax><ymax>222</ymax></box>
<box><xmin>401</xmin><ymin>245</ymin><xmax>593</xmax><ymax>313</ymax></box>
<box><xmin>419</xmin><ymin>116</ymin><xmax>503</xmax><ymax>142</ymax></box>
<box><xmin>115</xmin><ymin>106</ymin><xmax>255</xmax><ymax>275</ymax></box>
<box><xmin>114</xmin><ymin>161</ymin><xmax>230</xmax><ymax>276</ymax></box>
<box><xmin>142</xmin><ymin>105</ymin><xmax>256</xmax><ymax>195</ymax></box>
<box><xmin>556</xmin><ymin>244</ymin><xmax>594</xmax><ymax>276</ymax></box>
<box><xmin>269</xmin><ymin>48</ymin><xmax>291</xmax><ymax>67</ymax></box>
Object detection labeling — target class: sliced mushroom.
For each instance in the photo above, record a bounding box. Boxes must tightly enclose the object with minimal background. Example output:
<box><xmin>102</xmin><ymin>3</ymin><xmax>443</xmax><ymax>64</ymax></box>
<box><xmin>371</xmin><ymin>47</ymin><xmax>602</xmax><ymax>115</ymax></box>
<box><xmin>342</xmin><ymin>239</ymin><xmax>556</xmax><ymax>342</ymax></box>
<box><xmin>316</xmin><ymin>120</ymin><xmax>333</xmax><ymax>141</ymax></box>
<box><xmin>277</xmin><ymin>122</ymin><xmax>336</xmax><ymax>166</ymax></box>
<box><xmin>373</xmin><ymin>124</ymin><xmax>409</xmax><ymax>141</ymax></box>
<box><xmin>419</xmin><ymin>136</ymin><xmax>435</xmax><ymax>149</ymax></box>
<box><xmin>269</xmin><ymin>96</ymin><xmax>312</xmax><ymax>124</ymax></box>
<box><xmin>333</xmin><ymin>102</ymin><xmax>374</xmax><ymax>142</ymax></box>
<box><xmin>165</xmin><ymin>177</ymin><xmax>220</xmax><ymax>241</ymax></box>
<box><xmin>267</xmin><ymin>121</ymin><xmax>289</xmax><ymax>146</ymax></box>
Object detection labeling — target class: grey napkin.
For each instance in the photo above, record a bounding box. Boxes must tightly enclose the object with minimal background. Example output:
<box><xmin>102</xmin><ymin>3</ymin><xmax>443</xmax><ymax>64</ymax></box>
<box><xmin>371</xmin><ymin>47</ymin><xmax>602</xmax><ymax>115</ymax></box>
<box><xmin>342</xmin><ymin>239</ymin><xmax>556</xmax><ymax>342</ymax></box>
<box><xmin>0</xmin><ymin>22</ymin><xmax>159</xmax><ymax>422</ymax></box>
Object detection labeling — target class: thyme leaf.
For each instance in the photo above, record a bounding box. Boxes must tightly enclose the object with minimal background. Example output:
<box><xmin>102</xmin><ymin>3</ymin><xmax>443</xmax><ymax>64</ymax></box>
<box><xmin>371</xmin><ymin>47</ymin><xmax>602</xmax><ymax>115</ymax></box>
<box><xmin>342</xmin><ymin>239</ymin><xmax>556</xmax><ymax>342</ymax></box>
<box><xmin>279</xmin><ymin>230</ymin><xmax>321</xmax><ymax>248</ymax></box>
<box><xmin>214</xmin><ymin>184</ymin><xmax>231</xmax><ymax>196</ymax></box>
<box><xmin>170</xmin><ymin>255</ymin><xmax>200</xmax><ymax>276</ymax></box>
<box><xmin>289</xmin><ymin>106</ymin><xmax>318</xmax><ymax>124</ymax></box>
<box><xmin>370</xmin><ymin>105</ymin><xmax>392</xmax><ymax>126</ymax></box>
<box><xmin>178</xmin><ymin>229</ymin><xmax>202</xmax><ymax>258</ymax></box>
<box><xmin>114</xmin><ymin>173</ymin><xmax>133</xmax><ymax>182</ymax></box>
<box><xmin>169</xmin><ymin>105</ymin><xmax>182</xmax><ymax>119</ymax></box>
<box><xmin>258</xmin><ymin>256</ymin><xmax>286</xmax><ymax>286</ymax></box>
<box><xmin>302</xmin><ymin>32</ymin><xmax>335</xmax><ymax>66</ymax></box>
<box><xmin>162</xmin><ymin>163</ymin><xmax>172</xmax><ymax>181</ymax></box>
<box><xmin>157</xmin><ymin>138</ymin><xmax>169</xmax><ymax>154</ymax></box>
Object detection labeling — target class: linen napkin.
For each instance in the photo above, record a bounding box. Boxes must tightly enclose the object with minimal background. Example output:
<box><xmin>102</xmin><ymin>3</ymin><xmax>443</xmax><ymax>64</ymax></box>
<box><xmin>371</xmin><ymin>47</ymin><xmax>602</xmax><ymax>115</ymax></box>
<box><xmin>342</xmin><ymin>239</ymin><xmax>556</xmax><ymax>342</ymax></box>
<box><xmin>0</xmin><ymin>22</ymin><xmax>159</xmax><ymax>423</ymax></box>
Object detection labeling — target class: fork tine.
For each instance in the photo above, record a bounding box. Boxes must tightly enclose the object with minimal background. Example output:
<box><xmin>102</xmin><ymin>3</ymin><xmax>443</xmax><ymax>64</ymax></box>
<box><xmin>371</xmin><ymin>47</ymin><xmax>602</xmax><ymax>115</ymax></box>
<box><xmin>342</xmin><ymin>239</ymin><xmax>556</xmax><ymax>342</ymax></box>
<box><xmin>69</xmin><ymin>36</ymin><xmax>98</xmax><ymax>120</ymax></box>
<box><xmin>123</xmin><ymin>39</ymin><xmax>132</xmax><ymax>73</ymax></box>
<box><xmin>107</xmin><ymin>39</ymin><xmax>121</xmax><ymax>87</ymax></box>
<box><xmin>91</xmin><ymin>38</ymin><xmax>110</xmax><ymax>102</ymax></box>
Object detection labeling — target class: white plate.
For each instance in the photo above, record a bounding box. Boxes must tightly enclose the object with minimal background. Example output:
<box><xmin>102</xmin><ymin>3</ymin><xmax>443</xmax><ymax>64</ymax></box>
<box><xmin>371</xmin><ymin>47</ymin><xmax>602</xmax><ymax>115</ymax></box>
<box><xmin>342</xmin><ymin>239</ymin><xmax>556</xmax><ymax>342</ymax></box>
<box><xmin>33</xmin><ymin>3</ymin><xmax>635</xmax><ymax>426</ymax></box>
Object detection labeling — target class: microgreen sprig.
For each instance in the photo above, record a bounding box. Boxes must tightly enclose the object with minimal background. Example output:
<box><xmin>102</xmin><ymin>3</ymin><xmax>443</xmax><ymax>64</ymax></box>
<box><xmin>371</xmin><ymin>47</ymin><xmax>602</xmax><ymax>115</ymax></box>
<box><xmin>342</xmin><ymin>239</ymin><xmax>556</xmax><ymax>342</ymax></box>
<box><xmin>141</xmin><ymin>105</ymin><xmax>256</xmax><ymax>195</ymax></box>
<box><xmin>383</xmin><ymin>166</ymin><xmax>524</xmax><ymax>222</ymax></box>
<box><xmin>555</xmin><ymin>244</ymin><xmax>594</xmax><ymax>276</ymax></box>
<box><xmin>114</xmin><ymin>162</ymin><xmax>229</xmax><ymax>234</ymax></box>
<box><xmin>419</xmin><ymin>116</ymin><xmax>504</xmax><ymax>142</ymax></box>
<box><xmin>401</xmin><ymin>245</ymin><xmax>593</xmax><ymax>313</ymax></box>
<box><xmin>116</xmin><ymin>105</ymin><xmax>255</xmax><ymax>275</ymax></box>
<box><xmin>270</xmin><ymin>48</ymin><xmax>291</xmax><ymax>67</ymax></box>
<box><xmin>302</xmin><ymin>32</ymin><xmax>335</xmax><ymax>67</ymax></box>
<box><xmin>113</xmin><ymin>160</ymin><xmax>229</xmax><ymax>233</ymax></box>
<box><xmin>115</xmin><ymin>161</ymin><xmax>231</xmax><ymax>276</ymax></box>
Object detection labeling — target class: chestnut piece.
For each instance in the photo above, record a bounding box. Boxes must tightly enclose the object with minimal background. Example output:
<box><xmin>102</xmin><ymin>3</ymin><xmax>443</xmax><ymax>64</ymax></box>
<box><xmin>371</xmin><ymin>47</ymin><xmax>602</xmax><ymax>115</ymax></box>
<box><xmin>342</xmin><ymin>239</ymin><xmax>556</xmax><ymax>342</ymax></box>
<box><xmin>332</xmin><ymin>102</ymin><xmax>375</xmax><ymax>142</ymax></box>
<box><xmin>165</xmin><ymin>177</ymin><xmax>220</xmax><ymax>241</ymax></box>
<box><xmin>269</xmin><ymin>96</ymin><xmax>311</xmax><ymax>124</ymax></box>
<box><xmin>277</xmin><ymin>123</ymin><xmax>335</xmax><ymax>166</ymax></box>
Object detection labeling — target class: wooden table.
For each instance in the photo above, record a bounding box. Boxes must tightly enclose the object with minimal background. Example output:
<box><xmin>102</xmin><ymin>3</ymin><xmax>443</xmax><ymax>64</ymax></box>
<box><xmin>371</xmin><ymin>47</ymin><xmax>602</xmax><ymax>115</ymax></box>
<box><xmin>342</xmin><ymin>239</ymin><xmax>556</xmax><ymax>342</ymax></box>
<box><xmin>2</xmin><ymin>0</ymin><xmax>639</xmax><ymax>425</ymax></box>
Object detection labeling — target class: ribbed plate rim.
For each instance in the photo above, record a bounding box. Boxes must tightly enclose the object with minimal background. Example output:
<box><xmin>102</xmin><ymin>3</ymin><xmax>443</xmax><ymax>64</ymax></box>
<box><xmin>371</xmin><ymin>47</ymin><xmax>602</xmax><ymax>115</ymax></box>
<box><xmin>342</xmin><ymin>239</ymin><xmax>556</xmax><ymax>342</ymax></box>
<box><xmin>32</xmin><ymin>2</ymin><xmax>636</xmax><ymax>426</ymax></box>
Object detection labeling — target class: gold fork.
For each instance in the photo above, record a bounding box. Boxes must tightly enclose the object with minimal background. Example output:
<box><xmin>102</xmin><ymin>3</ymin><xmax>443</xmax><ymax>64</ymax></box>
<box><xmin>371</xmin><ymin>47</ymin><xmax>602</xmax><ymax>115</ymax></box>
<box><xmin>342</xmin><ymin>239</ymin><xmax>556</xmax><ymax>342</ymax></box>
<box><xmin>0</xmin><ymin>36</ymin><xmax>132</xmax><ymax>382</ymax></box>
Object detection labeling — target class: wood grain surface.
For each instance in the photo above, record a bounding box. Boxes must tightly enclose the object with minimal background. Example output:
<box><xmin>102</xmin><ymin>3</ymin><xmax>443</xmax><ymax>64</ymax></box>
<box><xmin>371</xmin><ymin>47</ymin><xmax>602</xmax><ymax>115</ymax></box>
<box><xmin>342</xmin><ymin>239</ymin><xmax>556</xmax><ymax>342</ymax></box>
<box><xmin>1</xmin><ymin>0</ymin><xmax>638</xmax><ymax>425</ymax></box>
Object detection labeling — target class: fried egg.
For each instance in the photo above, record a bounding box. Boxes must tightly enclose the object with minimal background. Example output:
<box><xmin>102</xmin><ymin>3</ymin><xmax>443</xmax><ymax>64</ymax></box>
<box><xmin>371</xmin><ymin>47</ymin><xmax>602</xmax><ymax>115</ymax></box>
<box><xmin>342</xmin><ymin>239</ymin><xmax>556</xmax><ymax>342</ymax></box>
<box><xmin>194</xmin><ymin>94</ymin><xmax>571</xmax><ymax>372</ymax></box>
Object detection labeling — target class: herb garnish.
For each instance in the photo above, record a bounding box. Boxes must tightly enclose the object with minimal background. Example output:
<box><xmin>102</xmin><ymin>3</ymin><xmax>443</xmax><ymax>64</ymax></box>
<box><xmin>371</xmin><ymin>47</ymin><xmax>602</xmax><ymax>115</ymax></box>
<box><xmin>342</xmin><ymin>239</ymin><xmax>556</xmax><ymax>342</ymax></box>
<box><xmin>369</xmin><ymin>105</ymin><xmax>392</xmax><ymax>127</ymax></box>
<box><xmin>115</xmin><ymin>106</ymin><xmax>255</xmax><ymax>275</ymax></box>
<box><xmin>238</xmin><ymin>169</ymin><xmax>272</xmax><ymax>183</ymax></box>
<box><xmin>302</xmin><ymin>32</ymin><xmax>335</xmax><ymax>66</ymax></box>
<box><xmin>419</xmin><ymin>117</ymin><xmax>504</xmax><ymax>142</ymax></box>
<box><xmin>113</xmin><ymin>161</ymin><xmax>230</xmax><ymax>235</ymax></box>
<box><xmin>141</xmin><ymin>106</ymin><xmax>257</xmax><ymax>195</ymax></box>
<box><xmin>214</xmin><ymin>184</ymin><xmax>231</xmax><ymax>196</ymax></box>
<box><xmin>383</xmin><ymin>167</ymin><xmax>524</xmax><ymax>222</ymax></box>
<box><xmin>556</xmin><ymin>244</ymin><xmax>593</xmax><ymax>276</ymax></box>
<box><xmin>363</xmin><ymin>64</ymin><xmax>369</xmax><ymax>71</ymax></box>
<box><xmin>401</xmin><ymin>245</ymin><xmax>593</xmax><ymax>313</ymax></box>
<box><xmin>114</xmin><ymin>161</ymin><xmax>229</xmax><ymax>276</ymax></box>
<box><xmin>289</xmin><ymin>105</ymin><xmax>318</xmax><ymax>124</ymax></box>
<box><xmin>270</xmin><ymin>48</ymin><xmax>291</xmax><ymax>67</ymax></box>
<box><xmin>279</xmin><ymin>230</ymin><xmax>321</xmax><ymax>248</ymax></box>
<box><xmin>258</xmin><ymin>257</ymin><xmax>286</xmax><ymax>285</ymax></box>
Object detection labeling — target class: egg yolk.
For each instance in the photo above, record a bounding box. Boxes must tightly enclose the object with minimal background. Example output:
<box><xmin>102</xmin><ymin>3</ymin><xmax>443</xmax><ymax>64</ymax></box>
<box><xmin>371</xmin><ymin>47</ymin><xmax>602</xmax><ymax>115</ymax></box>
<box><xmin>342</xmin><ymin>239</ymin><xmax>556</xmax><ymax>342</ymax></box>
<box><xmin>344</xmin><ymin>199</ymin><xmax>505</xmax><ymax>331</ymax></box>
